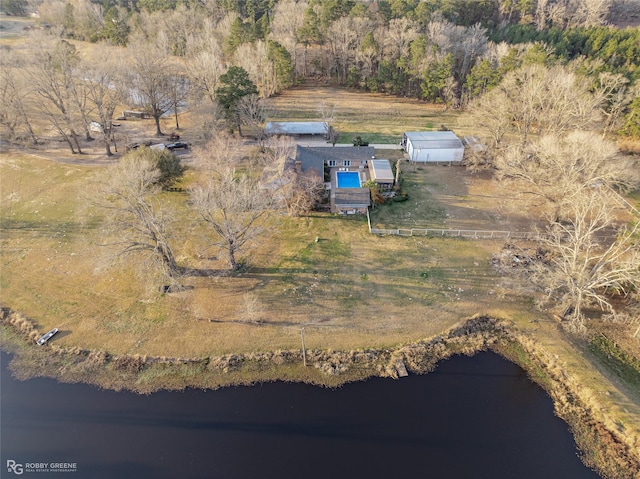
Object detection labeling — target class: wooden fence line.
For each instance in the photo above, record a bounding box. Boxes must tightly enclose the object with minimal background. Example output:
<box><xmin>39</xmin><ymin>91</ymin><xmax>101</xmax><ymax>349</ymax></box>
<box><xmin>607</xmin><ymin>186</ymin><xmax>640</xmax><ymax>217</ymax></box>
<box><xmin>369</xmin><ymin>227</ymin><xmax>542</xmax><ymax>240</ymax></box>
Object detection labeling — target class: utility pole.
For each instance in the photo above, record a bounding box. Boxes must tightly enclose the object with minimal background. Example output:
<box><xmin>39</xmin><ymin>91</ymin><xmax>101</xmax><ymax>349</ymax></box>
<box><xmin>300</xmin><ymin>327</ymin><xmax>307</xmax><ymax>367</ymax></box>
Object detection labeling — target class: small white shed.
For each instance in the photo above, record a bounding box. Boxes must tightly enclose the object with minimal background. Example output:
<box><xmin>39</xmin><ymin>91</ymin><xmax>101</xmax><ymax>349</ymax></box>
<box><xmin>368</xmin><ymin>159</ymin><xmax>394</xmax><ymax>190</ymax></box>
<box><xmin>402</xmin><ymin>131</ymin><xmax>464</xmax><ymax>163</ymax></box>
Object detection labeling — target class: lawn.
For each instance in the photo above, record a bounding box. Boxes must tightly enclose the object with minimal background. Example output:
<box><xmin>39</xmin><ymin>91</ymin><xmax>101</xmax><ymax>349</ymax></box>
<box><xmin>1</xmin><ymin>153</ymin><xmax>526</xmax><ymax>359</ymax></box>
<box><xmin>264</xmin><ymin>86</ymin><xmax>473</xmax><ymax>144</ymax></box>
<box><xmin>1</xmin><ymin>84</ymin><xmax>637</xmax><ymax>363</ymax></box>
<box><xmin>2</xmin><ymin>87</ymin><xmax>640</xmax><ymax>473</ymax></box>
<box><xmin>370</xmin><ymin>162</ymin><xmax>534</xmax><ymax>233</ymax></box>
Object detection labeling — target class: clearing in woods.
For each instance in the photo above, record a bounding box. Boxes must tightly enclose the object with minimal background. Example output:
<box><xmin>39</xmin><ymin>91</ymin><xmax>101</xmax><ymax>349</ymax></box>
<box><xmin>1</xmin><ymin>85</ymin><xmax>636</xmax><ymax>360</ymax></box>
<box><xmin>264</xmin><ymin>86</ymin><xmax>474</xmax><ymax>144</ymax></box>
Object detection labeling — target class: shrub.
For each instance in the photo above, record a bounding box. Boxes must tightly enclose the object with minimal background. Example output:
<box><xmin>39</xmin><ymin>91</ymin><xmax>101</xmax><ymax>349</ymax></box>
<box><xmin>113</xmin><ymin>355</ymin><xmax>145</xmax><ymax>373</ymax></box>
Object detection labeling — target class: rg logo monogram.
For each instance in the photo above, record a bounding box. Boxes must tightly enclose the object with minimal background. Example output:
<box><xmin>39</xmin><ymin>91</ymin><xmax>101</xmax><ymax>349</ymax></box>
<box><xmin>7</xmin><ymin>460</ymin><xmax>24</xmax><ymax>475</ymax></box>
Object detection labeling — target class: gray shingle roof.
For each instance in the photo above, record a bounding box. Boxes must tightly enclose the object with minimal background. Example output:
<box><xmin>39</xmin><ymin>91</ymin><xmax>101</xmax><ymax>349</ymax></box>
<box><xmin>295</xmin><ymin>146</ymin><xmax>375</xmax><ymax>165</ymax></box>
<box><xmin>334</xmin><ymin>188</ymin><xmax>371</xmax><ymax>206</ymax></box>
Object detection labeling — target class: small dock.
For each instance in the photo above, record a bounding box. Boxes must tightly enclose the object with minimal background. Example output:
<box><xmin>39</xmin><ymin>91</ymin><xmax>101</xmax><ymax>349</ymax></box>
<box><xmin>393</xmin><ymin>358</ymin><xmax>409</xmax><ymax>378</ymax></box>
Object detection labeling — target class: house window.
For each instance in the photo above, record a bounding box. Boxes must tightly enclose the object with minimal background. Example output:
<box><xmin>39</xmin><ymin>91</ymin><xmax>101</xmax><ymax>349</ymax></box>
<box><xmin>328</xmin><ymin>160</ymin><xmax>337</xmax><ymax>167</ymax></box>
<box><xmin>343</xmin><ymin>160</ymin><xmax>351</xmax><ymax>167</ymax></box>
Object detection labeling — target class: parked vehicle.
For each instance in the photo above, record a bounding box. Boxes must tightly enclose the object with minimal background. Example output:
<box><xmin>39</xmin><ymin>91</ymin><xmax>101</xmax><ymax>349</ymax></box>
<box><xmin>166</xmin><ymin>142</ymin><xmax>189</xmax><ymax>151</ymax></box>
<box><xmin>125</xmin><ymin>140</ymin><xmax>152</xmax><ymax>152</ymax></box>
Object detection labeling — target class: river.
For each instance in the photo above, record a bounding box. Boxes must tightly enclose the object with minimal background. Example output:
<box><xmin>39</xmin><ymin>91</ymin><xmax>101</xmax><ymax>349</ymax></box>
<box><xmin>1</xmin><ymin>351</ymin><xmax>599</xmax><ymax>478</ymax></box>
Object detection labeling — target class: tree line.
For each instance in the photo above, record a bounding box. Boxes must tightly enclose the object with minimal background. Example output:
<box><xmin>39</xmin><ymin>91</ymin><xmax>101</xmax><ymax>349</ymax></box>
<box><xmin>3</xmin><ymin>0</ymin><xmax>637</xmax><ymax>141</ymax></box>
<box><xmin>0</xmin><ymin>30</ymin><xmax>270</xmax><ymax>153</ymax></box>
<box><xmin>12</xmin><ymin>0</ymin><xmax>637</xmax><ymax>136</ymax></box>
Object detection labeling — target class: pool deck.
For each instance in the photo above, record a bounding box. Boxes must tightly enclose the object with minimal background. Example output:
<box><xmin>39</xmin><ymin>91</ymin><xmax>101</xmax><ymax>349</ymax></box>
<box><xmin>330</xmin><ymin>167</ymin><xmax>369</xmax><ymax>189</ymax></box>
<box><xmin>330</xmin><ymin>167</ymin><xmax>371</xmax><ymax>214</ymax></box>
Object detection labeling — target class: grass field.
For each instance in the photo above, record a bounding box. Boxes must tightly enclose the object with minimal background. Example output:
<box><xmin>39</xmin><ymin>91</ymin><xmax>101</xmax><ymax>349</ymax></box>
<box><xmin>1</xmin><ymin>151</ymin><xmax>534</xmax><ymax>359</ymax></box>
<box><xmin>264</xmin><ymin>86</ymin><xmax>472</xmax><ymax>145</ymax></box>
<box><xmin>0</xmin><ymin>30</ymin><xmax>638</xmax><ymax>473</ymax></box>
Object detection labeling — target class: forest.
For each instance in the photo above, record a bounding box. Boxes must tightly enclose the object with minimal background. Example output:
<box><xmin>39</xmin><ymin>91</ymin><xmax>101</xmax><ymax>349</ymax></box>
<box><xmin>1</xmin><ymin>0</ymin><xmax>639</xmax><ymax>141</ymax></box>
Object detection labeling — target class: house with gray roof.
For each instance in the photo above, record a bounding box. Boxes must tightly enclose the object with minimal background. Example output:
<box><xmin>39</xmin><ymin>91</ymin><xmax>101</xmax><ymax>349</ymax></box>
<box><xmin>294</xmin><ymin>145</ymin><xmax>375</xmax><ymax>169</ymax></box>
<box><xmin>283</xmin><ymin>146</ymin><xmax>373</xmax><ymax>214</ymax></box>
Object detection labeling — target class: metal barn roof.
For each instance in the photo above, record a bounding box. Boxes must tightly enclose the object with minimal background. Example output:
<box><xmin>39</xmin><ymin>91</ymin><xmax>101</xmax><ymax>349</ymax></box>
<box><xmin>265</xmin><ymin>122</ymin><xmax>328</xmax><ymax>136</ymax></box>
<box><xmin>404</xmin><ymin>131</ymin><xmax>461</xmax><ymax>142</ymax></box>
<box><xmin>369</xmin><ymin>159</ymin><xmax>394</xmax><ymax>182</ymax></box>
<box><xmin>407</xmin><ymin>139</ymin><xmax>464</xmax><ymax>150</ymax></box>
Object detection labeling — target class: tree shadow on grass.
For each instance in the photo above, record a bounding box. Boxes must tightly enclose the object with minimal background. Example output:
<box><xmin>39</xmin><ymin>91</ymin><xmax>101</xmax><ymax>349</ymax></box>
<box><xmin>179</xmin><ymin>267</ymin><xmax>230</xmax><ymax>278</ymax></box>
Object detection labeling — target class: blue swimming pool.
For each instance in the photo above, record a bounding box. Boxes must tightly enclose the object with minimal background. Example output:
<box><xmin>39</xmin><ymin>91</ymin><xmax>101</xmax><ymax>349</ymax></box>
<box><xmin>336</xmin><ymin>171</ymin><xmax>361</xmax><ymax>188</ymax></box>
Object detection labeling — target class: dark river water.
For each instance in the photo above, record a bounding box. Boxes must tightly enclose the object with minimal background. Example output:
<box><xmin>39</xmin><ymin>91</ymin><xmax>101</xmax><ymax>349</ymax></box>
<box><xmin>1</xmin><ymin>351</ymin><xmax>600</xmax><ymax>479</ymax></box>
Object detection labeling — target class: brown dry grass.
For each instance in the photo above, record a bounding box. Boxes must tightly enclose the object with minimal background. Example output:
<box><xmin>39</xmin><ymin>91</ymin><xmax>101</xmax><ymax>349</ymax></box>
<box><xmin>0</xmin><ymin>14</ymin><xmax>33</xmax><ymax>46</ymax></box>
<box><xmin>1</xmin><ymin>150</ymin><xmax>530</xmax><ymax>360</ymax></box>
<box><xmin>264</xmin><ymin>86</ymin><xmax>473</xmax><ymax>143</ymax></box>
<box><xmin>1</xmin><ymin>83</ymin><xmax>639</xmax><ymax>460</ymax></box>
<box><xmin>0</xmin><ymin>84</ymin><xmax>525</xmax><ymax>361</ymax></box>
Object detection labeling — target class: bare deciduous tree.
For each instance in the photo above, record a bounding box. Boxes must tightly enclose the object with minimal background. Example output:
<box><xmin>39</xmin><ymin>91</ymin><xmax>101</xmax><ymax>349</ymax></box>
<box><xmin>260</xmin><ymin>135</ymin><xmax>296</xmax><ymax>171</ymax></box>
<box><xmin>470</xmin><ymin>64</ymin><xmax>602</xmax><ymax>148</ymax></box>
<box><xmin>532</xmin><ymin>192</ymin><xmax>640</xmax><ymax>321</ymax></box>
<box><xmin>268</xmin><ymin>0</ymin><xmax>306</xmax><ymax>77</ymax></box>
<box><xmin>97</xmin><ymin>150</ymin><xmax>181</xmax><ymax>285</ymax></box>
<box><xmin>260</xmin><ymin>135</ymin><xmax>321</xmax><ymax>215</ymax></box>
<box><xmin>192</xmin><ymin>134</ymin><xmax>245</xmax><ymax>170</ymax></box>
<box><xmin>190</xmin><ymin>164</ymin><xmax>276</xmax><ymax>270</ymax></box>
<box><xmin>234</xmin><ymin>41</ymin><xmax>278</xmax><ymax>98</ymax></box>
<box><xmin>185</xmin><ymin>38</ymin><xmax>226</xmax><ymax>109</ymax></box>
<box><xmin>572</xmin><ymin>0</ymin><xmax>612</xmax><ymax>27</ymax></box>
<box><xmin>317</xmin><ymin>100</ymin><xmax>338</xmax><ymax>142</ymax></box>
<box><xmin>496</xmin><ymin>131</ymin><xmax>638</xmax><ymax>219</ymax></box>
<box><xmin>82</xmin><ymin>48</ymin><xmax>124</xmax><ymax>156</ymax></box>
<box><xmin>236</xmin><ymin>94</ymin><xmax>268</xmax><ymax>143</ymax></box>
<box><xmin>126</xmin><ymin>38</ymin><xmax>175</xmax><ymax>136</ymax></box>
<box><xmin>280</xmin><ymin>172</ymin><xmax>324</xmax><ymax>216</ymax></box>
<box><xmin>592</xmin><ymin>71</ymin><xmax>635</xmax><ymax>135</ymax></box>
<box><xmin>467</xmin><ymin>89</ymin><xmax>512</xmax><ymax>150</ymax></box>
<box><xmin>26</xmin><ymin>38</ymin><xmax>84</xmax><ymax>153</ymax></box>
<box><xmin>326</xmin><ymin>16</ymin><xmax>363</xmax><ymax>83</ymax></box>
<box><xmin>0</xmin><ymin>51</ymin><xmax>37</xmax><ymax>145</ymax></box>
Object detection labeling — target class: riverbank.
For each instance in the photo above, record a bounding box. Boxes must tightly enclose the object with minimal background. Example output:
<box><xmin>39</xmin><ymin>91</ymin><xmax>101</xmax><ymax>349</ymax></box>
<box><xmin>1</xmin><ymin>308</ymin><xmax>639</xmax><ymax>478</ymax></box>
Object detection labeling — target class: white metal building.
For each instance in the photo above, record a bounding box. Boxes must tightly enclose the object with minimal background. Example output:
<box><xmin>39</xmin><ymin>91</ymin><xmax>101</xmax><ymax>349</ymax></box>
<box><xmin>402</xmin><ymin>131</ymin><xmax>464</xmax><ymax>163</ymax></box>
<box><xmin>265</xmin><ymin>122</ymin><xmax>329</xmax><ymax>137</ymax></box>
